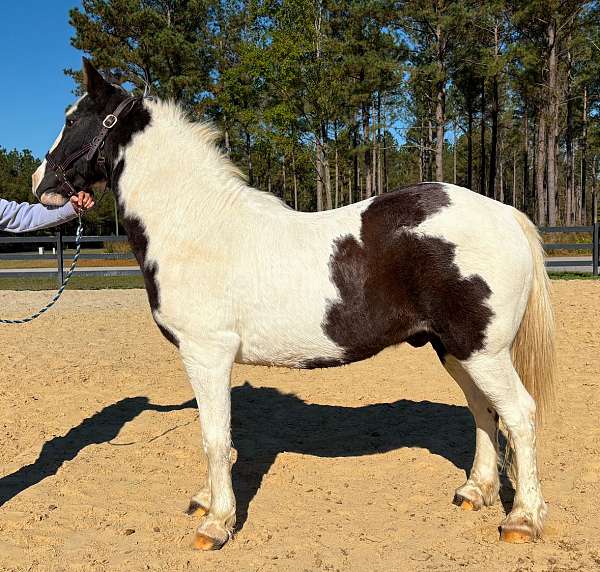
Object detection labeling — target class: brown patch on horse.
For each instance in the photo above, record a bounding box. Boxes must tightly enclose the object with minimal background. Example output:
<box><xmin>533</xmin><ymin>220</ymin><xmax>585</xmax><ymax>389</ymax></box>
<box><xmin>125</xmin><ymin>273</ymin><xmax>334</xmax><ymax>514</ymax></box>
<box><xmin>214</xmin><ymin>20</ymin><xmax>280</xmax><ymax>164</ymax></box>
<box><xmin>307</xmin><ymin>183</ymin><xmax>493</xmax><ymax>367</ymax></box>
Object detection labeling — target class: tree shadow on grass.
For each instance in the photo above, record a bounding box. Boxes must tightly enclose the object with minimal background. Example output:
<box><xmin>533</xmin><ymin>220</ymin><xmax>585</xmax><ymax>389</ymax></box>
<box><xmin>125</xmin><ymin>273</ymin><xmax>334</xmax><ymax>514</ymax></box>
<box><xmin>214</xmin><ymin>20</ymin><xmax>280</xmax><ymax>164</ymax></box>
<box><xmin>0</xmin><ymin>382</ymin><xmax>485</xmax><ymax>531</ymax></box>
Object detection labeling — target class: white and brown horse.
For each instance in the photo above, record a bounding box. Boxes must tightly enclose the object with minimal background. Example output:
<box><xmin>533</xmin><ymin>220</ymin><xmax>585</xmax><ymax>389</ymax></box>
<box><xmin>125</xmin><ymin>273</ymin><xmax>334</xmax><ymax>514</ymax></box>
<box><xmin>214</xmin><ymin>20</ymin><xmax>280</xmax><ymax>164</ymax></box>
<box><xmin>32</xmin><ymin>60</ymin><xmax>556</xmax><ymax>549</ymax></box>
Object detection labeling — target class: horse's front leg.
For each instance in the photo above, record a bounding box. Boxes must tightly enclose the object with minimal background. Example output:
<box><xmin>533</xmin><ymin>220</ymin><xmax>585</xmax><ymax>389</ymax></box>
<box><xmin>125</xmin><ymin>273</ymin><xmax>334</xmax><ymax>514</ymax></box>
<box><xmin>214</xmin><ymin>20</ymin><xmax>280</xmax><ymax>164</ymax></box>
<box><xmin>180</xmin><ymin>333</ymin><xmax>240</xmax><ymax>551</ymax></box>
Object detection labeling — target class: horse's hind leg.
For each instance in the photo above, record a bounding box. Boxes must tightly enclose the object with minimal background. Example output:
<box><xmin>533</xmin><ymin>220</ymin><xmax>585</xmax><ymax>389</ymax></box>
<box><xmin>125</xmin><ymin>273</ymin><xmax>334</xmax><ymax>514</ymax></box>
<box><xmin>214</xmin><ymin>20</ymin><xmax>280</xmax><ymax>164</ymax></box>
<box><xmin>460</xmin><ymin>350</ymin><xmax>546</xmax><ymax>542</ymax></box>
<box><xmin>444</xmin><ymin>355</ymin><xmax>500</xmax><ymax>511</ymax></box>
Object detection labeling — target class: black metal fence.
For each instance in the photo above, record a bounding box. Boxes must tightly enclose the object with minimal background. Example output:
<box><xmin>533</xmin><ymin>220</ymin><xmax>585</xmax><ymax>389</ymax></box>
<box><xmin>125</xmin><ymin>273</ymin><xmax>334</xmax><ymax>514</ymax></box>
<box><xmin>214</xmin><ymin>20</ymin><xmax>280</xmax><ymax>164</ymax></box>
<box><xmin>0</xmin><ymin>232</ymin><xmax>139</xmax><ymax>285</ymax></box>
<box><xmin>0</xmin><ymin>220</ymin><xmax>599</xmax><ymax>285</ymax></box>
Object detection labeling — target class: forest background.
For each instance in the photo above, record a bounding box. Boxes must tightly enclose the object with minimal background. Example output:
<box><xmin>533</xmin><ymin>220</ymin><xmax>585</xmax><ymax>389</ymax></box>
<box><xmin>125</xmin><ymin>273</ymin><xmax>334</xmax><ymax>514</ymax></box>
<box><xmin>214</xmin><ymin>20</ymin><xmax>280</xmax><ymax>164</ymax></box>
<box><xmin>1</xmin><ymin>0</ymin><xmax>599</xmax><ymax>234</ymax></box>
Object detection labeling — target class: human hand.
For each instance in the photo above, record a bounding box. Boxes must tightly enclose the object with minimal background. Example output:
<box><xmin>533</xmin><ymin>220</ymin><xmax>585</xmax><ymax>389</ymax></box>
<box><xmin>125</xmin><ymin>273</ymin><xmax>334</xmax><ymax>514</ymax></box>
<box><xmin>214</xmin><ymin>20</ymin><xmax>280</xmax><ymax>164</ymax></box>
<box><xmin>70</xmin><ymin>191</ymin><xmax>95</xmax><ymax>213</ymax></box>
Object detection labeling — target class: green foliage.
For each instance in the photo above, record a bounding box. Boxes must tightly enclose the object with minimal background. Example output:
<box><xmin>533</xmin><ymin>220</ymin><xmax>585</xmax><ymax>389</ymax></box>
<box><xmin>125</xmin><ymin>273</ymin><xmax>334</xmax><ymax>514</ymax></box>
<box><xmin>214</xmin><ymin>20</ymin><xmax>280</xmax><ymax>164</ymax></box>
<box><xmin>3</xmin><ymin>0</ymin><xmax>600</xmax><ymax>229</ymax></box>
<box><xmin>0</xmin><ymin>148</ymin><xmax>40</xmax><ymax>204</ymax></box>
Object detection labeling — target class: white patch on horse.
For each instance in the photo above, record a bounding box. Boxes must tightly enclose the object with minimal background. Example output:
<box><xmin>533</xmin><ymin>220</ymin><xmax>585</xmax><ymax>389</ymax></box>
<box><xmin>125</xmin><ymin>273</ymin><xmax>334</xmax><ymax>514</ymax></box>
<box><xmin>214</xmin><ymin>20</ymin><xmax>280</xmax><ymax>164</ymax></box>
<box><xmin>66</xmin><ymin>94</ymin><xmax>86</xmax><ymax>116</ymax></box>
<box><xmin>31</xmin><ymin>127</ymin><xmax>65</xmax><ymax>196</ymax></box>
<box><xmin>414</xmin><ymin>183</ymin><xmax>532</xmax><ymax>354</ymax></box>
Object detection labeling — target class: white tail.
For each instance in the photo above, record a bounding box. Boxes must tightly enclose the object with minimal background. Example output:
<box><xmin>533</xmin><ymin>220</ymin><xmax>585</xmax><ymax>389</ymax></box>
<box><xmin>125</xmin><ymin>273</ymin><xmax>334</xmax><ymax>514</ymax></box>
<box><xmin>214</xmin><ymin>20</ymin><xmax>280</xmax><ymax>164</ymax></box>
<box><xmin>510</xmin><ymin>209</ymin><xmax>557</xmax><ymax>421</ymax></box>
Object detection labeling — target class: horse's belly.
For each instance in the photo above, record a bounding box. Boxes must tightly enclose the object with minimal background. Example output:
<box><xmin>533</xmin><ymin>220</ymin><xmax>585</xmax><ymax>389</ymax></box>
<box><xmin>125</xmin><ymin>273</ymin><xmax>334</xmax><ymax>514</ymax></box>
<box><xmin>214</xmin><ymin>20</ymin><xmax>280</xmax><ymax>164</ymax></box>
<box><xmin>235</xmin><ymin>319</ymin><xmax>346</xmax><ymax>368</ymax></box>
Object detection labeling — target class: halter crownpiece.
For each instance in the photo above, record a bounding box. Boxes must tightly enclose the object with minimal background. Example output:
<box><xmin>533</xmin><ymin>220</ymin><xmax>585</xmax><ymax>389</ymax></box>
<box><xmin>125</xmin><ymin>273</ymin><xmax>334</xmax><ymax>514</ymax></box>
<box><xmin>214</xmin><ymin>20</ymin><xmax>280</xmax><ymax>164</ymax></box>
<box><xmin>44</xmin><ymin>95</ymin><xmax>141</xmax><ymax>198</ymax></box>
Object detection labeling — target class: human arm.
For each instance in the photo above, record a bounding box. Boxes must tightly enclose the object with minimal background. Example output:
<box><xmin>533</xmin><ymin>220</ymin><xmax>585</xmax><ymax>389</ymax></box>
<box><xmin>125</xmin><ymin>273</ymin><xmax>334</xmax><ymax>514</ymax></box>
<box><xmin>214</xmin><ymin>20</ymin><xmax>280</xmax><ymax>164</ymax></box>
<box><xmin>0</xmin><ymin>192</ymin><xmax>95</xmax><ymax>233</ymax></box>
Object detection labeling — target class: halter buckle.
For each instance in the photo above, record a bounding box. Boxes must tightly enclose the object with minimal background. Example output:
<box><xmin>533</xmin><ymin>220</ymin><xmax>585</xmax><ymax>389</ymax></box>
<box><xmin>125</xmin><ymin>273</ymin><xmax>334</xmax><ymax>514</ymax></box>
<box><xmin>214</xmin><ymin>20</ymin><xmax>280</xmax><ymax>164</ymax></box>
<box><xmin>103</xmin><ymin>114</ymin><xmax>118</xmax><ymax>129</ymax></box>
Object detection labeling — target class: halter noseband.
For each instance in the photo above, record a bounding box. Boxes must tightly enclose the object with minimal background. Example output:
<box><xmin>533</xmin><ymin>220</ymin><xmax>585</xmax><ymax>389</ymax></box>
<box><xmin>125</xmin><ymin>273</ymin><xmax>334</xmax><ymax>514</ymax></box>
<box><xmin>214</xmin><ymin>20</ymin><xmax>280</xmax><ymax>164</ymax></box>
<box><xmin>44</xmin><ymin>95</ymin><xmax>141</xmax><ymax>198</ymax></box>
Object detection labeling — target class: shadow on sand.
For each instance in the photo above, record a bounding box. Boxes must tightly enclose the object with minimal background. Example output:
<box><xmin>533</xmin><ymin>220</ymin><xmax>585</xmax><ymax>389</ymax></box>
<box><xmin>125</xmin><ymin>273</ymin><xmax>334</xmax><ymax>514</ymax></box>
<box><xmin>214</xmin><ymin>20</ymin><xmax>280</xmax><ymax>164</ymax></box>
<box><xmin>0</xmin><ymin>382</ymin><xmax>488</xmax><ymax>529</ymax></box>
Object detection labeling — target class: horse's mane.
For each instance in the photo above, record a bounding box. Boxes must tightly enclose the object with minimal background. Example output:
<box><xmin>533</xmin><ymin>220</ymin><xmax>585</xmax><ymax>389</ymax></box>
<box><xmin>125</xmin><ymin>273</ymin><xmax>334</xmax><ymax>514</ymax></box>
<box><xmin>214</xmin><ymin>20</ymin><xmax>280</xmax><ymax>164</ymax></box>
<box><xmin>146</xmin><ymin>98</ymin><xmax>247</xmax><ymax>184</ymax></box>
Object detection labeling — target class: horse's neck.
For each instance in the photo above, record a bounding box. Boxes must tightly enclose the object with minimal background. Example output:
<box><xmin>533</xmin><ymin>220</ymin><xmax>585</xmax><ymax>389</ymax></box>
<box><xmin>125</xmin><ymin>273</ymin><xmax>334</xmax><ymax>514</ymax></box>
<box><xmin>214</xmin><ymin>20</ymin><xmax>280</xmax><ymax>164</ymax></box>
<box><xmin>116</xmin><ymin>101</ymin><xmax>286</xmax><ymax>251</ymax></box>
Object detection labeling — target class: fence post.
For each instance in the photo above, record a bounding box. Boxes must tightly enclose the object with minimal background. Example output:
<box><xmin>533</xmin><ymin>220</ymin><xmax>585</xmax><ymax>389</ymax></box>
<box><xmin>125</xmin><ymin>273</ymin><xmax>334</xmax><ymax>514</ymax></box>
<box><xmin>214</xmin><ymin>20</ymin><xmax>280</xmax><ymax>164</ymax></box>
<box><xmin>56</xmin><ymin>230</ymin><xmax>64</xmax><ymax>287</ymax></box>
<box><xmin>114</xmin><ymin>195</ymin><xmax>120</xmax><ymax>236</ymax></box>
<box><xmin>593</xmin><ymin>190</ymin><xmax>598</xmax><ymax>277</ymax></box>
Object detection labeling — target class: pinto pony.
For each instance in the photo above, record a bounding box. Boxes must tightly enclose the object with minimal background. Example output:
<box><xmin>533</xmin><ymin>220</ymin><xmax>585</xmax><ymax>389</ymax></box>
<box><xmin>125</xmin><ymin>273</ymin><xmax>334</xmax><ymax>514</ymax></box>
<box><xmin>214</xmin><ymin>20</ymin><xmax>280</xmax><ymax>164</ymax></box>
<box><xmin>32</xmin><ymin>60</ymin><xmax>556</xmax><ymax>549</ymax></box>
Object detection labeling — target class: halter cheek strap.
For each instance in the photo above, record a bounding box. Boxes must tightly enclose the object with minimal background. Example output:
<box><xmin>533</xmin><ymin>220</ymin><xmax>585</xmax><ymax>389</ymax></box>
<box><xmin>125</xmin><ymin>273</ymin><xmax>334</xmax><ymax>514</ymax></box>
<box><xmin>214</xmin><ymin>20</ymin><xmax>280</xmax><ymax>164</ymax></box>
<box><xmin>44</xmin><ymin>95</ymin><xmax>141</xmax><ymax>198</ymax></box>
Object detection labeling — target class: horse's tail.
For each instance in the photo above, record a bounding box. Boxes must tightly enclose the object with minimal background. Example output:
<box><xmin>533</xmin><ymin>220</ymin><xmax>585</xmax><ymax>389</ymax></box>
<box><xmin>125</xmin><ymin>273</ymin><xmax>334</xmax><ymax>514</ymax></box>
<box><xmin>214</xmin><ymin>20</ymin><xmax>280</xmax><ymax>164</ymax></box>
<box><xmin>510</xmin><ymin>209</ymin><xmax>557</xmax><ymax>421</ymax></box>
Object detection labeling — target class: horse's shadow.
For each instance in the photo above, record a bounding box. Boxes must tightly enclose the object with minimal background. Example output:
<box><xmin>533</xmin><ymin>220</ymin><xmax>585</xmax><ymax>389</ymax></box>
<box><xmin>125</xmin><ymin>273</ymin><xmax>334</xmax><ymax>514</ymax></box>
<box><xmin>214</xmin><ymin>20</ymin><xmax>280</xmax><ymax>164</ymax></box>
<box><xmin>0</xmin><ymin>382</ymin><xmax>480</xmax><ymax>530</ymax></box>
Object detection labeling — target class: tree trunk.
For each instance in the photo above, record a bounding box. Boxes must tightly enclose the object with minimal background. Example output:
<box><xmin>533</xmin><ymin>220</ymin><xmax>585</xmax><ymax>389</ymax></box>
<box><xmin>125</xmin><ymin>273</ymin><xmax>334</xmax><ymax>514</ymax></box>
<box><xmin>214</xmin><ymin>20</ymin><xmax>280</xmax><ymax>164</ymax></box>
<box><xmin>427</xmin><ymin>119</ymin><xmax>434</xmax><ymax>180</ymax></box>
<box><xmin>348</xmin><ymin>168</ymin><xmax>353</xmax><ymax>204</ymax></box>
<box><xmin>592</xmin><ymin>157</ymin><xmax>598</xmax><ymax>223</ymax></box>
<box><xmin>513</xmin><ymin>149</ymin><xmax>517</xmax><ymax>208</ymax></box>
<box><xmin>335</xmin><ymin>146</ymin><xmax>339</xmax><ymax>208</ymax></box>
<box><xmin>435</xmin><ymin>22</ymin><xmax>445</xmax><ymax>182</ymax></box>
<box><xmin>499</xmin><ymin>156</ymin><xmax>504</xmax><ymax>202</ymax></box>
<box><xmin>316</xmin><ymin>132</ymin><xmax>324</xmax><ymax>212</ymax></box>
<box><xmin>546</xmin><ymin>18</ymin><xmax>558</xmax><ymax>226</ymax></box>
<box><xmin>453</xmin><ymin>121</ymin><xmax>457</xmax><ymax>184</ymax></box>
<box><xmin>467</xmin><ymin>104</ymin><xmax>473</xmax><ymax>189</ymax></box>
<box><xmin>322</xmin><ymin>125</ymin><xmax>332</xmax><ymax>210</ymax></box>
<box><xmin>324</xmin><ymin>154</ymin><xmax>332</xmax><ymax>210</ymax></box>
<box><xmin>292</xmin><ymin>147</ymin><xmax>298</xmax><ymax>210</ymax></box>
<box><xmin>419</xmin><ymin>122</ymin><xmax>425</xmax><ymax>182</ymax></box>
<box><xmin>435</xmin><ymin>88</ymin><xmax>445</xmax><ymax>181</ymax></box>
<box><xmin>536</xmin><ymin>113</ymin><xmax>547</xmax><ymax>225</ymax></box>
<box><xmin>523</xmin><ymin>113</ymin><xmax>530</xmax><ymax>216</ymax></box>
<box><xmin>352</xmin><ymin>117</ymin><xmax>359</xmax><ymax>202</ymax></box>
<box><xmin>488</xmin><ymin>23</ymin><xmax>499</xmax><ymax>199</ymax></box>
<box><xmin>479</xmin><ymin>80</ymin><xmax>486</xmax><ymax>196</ymax></box>
<box><xmin>383</xmin><ymin>131</ymin><xmax>389</xmax><ymax>193</ymax></box>
<box><xmin>245</xmin><ymin>130</ymin><xmax>253</xmax><ymax>186</ymax></box>
<box><xmin>282</xmin><ymin>155</ymin><xmax>286</xmax><ymax>203</ymax></box>
<box><xmin>565</xmin><ymin>39</ymin><xmax>574</xmax><ymax>225</ymax></box>
<box><xmin>224</xmin><ymin>118</ymin><xmax>231</xmax><ymax>156</ymax></box>
<box><xmin>362</xmin><ymin>102</ymin><xmax>372</xmax><ymax>198</ymax></box>
<box><xmin>377</xmin><ymin>94</ymin><xmax>383</xmax><ymax>195</ymax></box>
<box><xmin>371</xmin><ymin>102</ymin><xmax>379</xmax><ymax>195</ymax></box>
<box><xmin>581</xmin><ymin>86</ymin><xmax>588</xmax><ymax>224</ymax></box>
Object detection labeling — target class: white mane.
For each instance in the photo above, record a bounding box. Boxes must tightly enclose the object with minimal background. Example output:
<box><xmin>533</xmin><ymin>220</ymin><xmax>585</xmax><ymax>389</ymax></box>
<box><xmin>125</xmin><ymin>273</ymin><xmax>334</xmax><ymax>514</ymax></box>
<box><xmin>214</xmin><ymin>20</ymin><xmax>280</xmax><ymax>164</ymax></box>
<box><xmin>140</xmin><ymin>99</ymin><xmax>285</xmax><ymax>211</ymax></box>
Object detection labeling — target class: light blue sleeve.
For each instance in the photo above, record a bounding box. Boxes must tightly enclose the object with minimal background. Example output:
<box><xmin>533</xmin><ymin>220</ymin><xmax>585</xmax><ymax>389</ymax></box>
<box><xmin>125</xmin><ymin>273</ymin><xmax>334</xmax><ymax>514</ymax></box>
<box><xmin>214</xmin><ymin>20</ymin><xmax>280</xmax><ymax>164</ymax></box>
<box><xmin>0</xmin><ymin>199</ymin><xmax>77</xmax><ymax>233</ymax></box>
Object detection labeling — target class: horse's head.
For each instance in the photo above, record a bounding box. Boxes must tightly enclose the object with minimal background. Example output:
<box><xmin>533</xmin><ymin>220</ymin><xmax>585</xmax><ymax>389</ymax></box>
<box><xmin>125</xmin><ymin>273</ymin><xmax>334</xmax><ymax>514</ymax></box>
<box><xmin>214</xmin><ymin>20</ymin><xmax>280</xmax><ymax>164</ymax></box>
<box><xmin>32</xmin><ymin>59</ymin><xmax>136</xmax><ymax>206</ymax></box>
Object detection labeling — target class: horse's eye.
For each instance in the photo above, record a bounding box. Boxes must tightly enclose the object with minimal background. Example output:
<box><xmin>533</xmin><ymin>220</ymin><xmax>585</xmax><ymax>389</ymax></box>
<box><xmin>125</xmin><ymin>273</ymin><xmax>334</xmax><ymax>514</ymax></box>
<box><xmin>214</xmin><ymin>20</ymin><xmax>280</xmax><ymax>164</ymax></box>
<box><xmin>66</xmin><ymin>117</ymin><xmax>76</xmax><ymax>128</ymax></box>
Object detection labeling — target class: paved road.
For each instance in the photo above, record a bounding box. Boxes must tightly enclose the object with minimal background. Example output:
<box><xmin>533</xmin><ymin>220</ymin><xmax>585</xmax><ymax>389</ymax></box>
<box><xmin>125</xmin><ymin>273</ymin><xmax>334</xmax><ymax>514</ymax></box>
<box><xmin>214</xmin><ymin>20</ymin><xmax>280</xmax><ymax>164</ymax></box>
<box><xmin>0</xmin><ymin>257</ymin><xmax>595</xmax><ymax>277</ymax></box>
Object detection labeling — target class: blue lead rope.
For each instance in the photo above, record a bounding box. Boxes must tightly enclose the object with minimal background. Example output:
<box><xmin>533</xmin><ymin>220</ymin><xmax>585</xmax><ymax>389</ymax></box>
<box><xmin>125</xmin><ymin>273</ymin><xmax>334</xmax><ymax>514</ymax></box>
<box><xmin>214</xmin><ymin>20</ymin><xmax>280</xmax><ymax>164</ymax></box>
<box><xmin>0</xmin><ymin>216</ymin><xmax>84</xmax><ymax>324</ymax></box>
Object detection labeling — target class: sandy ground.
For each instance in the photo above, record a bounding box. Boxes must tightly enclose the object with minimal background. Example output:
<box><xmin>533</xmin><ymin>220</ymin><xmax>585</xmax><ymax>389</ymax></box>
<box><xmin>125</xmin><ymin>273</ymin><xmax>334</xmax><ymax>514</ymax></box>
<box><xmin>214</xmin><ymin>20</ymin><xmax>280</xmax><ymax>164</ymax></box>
<box><xmin>0</xmin><ymin>282</ymin><xmax>599</xmax><ymax>571</ymax></box>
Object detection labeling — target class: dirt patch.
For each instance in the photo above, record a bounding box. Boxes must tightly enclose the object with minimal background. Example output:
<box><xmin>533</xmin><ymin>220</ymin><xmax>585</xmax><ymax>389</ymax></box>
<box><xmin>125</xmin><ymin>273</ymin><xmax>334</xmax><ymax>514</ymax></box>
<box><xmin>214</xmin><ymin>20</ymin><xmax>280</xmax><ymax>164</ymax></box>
<box><xmin>0</xmin><ymin>282</ymin><xmax>599</xmax><ymax>571</ymax></box>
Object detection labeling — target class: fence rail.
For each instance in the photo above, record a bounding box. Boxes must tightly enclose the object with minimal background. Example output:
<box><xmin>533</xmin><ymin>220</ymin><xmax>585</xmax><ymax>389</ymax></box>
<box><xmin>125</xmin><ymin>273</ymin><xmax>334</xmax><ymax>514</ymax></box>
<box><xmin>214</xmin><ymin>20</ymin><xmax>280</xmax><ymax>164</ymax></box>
<box><xmin>0</xmin><ymin>219</ymin><xmax>599</xmax><ymax>285</ymax></box>
<box><xmin>0</xmin><ymin>231</ymin><xmax>140</xmax><ymax>285</ymax></box>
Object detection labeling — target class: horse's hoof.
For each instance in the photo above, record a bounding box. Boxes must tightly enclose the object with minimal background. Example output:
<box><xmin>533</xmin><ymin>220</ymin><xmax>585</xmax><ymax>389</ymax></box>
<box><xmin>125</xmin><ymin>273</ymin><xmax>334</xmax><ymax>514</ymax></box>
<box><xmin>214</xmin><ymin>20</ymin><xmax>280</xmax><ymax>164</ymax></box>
<box><xmin>192</xmin><ymin>532</ymin><xmax>225</xmax><ymax>551</ymax></box>
<box><xmin>500</xmin><ymin>527</ymin><xmax>534</xmax><ymax>543</ymax></box>
<box><xmin>452</xmin><ymin>493</ymin><xmax>480</xmax><ymax>512</ymax></box>
<box><xmin>186</xmin><ymin>500</ymin><xmax>208</xmax><ymax>517</ymax></box>
<box><xmin>500</xmin><ymin>510</ymin><xmax>541</xmax><ymax>543</ymax></box>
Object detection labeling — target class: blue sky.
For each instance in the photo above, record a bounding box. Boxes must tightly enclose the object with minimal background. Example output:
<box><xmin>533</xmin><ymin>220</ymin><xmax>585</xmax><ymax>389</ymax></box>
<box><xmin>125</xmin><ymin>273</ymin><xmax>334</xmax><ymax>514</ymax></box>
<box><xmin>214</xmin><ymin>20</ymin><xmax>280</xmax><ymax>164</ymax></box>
<box><xmin>0</xmin><ymin>1</ymin><xmax>83</xmax><ymax>159</ymax></box>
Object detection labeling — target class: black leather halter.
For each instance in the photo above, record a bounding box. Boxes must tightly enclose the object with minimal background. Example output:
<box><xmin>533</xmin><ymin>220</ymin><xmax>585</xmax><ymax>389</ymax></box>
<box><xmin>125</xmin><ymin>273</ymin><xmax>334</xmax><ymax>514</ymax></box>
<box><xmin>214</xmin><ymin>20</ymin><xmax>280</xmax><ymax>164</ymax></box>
<box><xmin>44</xmin><ymin>95</ymin><xmax>141</xmax><ymax>198</ymax></box>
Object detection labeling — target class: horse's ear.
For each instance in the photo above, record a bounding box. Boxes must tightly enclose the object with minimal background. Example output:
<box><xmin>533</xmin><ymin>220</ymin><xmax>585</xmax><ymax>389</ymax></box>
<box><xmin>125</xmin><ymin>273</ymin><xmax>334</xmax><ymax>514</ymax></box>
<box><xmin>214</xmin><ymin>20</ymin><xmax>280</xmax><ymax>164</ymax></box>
<box><xmin>82</xmin><ymin>58</ymin><xmax>112</xmax><ymax>104</ymax></box>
